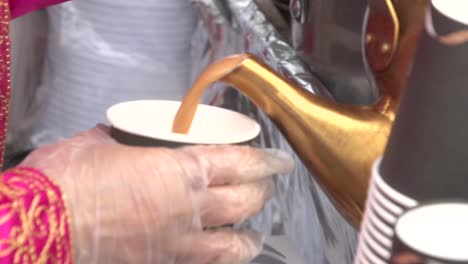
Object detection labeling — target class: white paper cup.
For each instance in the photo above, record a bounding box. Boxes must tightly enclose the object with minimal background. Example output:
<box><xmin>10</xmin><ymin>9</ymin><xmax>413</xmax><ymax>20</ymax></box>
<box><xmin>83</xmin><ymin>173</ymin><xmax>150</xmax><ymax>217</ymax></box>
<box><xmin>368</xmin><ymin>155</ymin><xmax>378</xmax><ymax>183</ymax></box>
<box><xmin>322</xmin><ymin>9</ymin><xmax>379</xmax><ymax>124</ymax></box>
<box><xmin>390</xmin><ymin>201</ymin><xmax>468</xmax><ymax>263</ymax></box>
<box><xmin>106</xmin><ymin>100</ymin><xmax>261</xmax><ymax>147</ymax></box>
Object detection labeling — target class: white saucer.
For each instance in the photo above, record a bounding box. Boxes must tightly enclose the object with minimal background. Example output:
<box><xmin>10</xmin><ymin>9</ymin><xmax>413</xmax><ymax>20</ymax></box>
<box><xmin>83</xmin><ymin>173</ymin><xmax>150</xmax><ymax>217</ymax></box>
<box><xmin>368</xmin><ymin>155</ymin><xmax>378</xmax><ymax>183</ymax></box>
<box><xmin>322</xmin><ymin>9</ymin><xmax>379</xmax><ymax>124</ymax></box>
<box><xmin>106</xmin><ymin>100</ymin><xmax>261</xmax><ymax>145</ymax></box>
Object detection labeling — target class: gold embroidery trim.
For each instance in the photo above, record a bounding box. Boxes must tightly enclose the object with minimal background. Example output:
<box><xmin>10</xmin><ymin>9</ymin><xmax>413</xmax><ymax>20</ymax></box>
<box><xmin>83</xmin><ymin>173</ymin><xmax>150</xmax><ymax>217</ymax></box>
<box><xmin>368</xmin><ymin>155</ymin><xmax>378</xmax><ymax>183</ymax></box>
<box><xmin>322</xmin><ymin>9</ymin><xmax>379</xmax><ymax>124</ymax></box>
<box><xmin>0</xmin><ymin>168</ymin><xmax>73</xmax><ymax>263</ymax></box>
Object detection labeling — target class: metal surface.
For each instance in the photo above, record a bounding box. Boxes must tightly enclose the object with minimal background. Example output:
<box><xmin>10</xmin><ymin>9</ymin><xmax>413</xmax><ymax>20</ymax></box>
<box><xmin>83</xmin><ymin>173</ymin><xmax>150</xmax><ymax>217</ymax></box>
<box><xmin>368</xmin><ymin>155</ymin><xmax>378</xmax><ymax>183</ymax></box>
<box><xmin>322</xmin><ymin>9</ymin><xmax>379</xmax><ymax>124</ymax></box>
<box><xmin>291</xmin><ymin>0</ymin><xmax>377</xmax><ymax>104</ymax></box>
<box><xmin>371</xmin><ymin>0</ymin><xmax>430</xmax><ymax>120</ymax></box>
<box><xmin>364</xmin><ymin>0</ymin><xmax>399</xmax><ymax>72</ymax></box>
<box><xmin>290</xmin><ymin>0</ymin><xmax>308</xmax><ymax>24</ymax></box>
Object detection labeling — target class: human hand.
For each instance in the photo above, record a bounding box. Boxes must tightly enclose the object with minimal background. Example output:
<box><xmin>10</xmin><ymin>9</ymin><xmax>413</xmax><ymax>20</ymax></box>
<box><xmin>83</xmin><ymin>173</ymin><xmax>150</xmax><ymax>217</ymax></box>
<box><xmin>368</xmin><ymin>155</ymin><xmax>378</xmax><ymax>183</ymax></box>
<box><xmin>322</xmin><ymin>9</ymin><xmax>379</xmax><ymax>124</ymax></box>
<box><xmin>21</xmin><ymin>126</ymin><xmax>294</xmax><ymax>263</ymax></box>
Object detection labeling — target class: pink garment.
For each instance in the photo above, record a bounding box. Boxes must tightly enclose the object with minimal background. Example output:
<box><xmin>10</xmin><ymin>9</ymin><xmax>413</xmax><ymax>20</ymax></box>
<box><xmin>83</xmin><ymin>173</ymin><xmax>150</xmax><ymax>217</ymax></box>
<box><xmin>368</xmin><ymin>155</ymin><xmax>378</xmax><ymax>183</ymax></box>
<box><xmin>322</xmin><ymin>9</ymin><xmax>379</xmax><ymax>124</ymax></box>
<box><xmin>10</xmin><ymin>0</ymin><xmax>68</xmax><ymax>19</ymax></box>
<box><xmin>0</xmin><ymin>1</ymin><xmax>73</xmax><ymax>263</ymax></box>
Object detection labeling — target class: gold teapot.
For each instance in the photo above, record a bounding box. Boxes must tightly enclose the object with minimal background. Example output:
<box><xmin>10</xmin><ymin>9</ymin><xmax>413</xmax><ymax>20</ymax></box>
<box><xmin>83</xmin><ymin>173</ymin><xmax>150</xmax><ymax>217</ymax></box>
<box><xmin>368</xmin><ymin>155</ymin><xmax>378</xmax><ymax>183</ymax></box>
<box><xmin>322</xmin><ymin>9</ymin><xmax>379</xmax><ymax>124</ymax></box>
<box><xmin>174</xmin><ymin>0</ymin><xmax>428</xmax><ymax>227</ymax></box>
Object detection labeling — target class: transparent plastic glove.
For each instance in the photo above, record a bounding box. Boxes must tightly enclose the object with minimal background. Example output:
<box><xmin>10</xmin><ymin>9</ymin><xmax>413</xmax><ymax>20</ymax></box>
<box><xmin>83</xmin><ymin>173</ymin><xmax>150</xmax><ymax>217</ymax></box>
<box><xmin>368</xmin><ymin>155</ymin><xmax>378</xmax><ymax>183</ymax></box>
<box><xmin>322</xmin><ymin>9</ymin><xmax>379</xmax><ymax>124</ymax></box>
<box><xmin>20</xmin><ymin>125</ymin><xmax>294</xmax><ymax>263</ymax></box>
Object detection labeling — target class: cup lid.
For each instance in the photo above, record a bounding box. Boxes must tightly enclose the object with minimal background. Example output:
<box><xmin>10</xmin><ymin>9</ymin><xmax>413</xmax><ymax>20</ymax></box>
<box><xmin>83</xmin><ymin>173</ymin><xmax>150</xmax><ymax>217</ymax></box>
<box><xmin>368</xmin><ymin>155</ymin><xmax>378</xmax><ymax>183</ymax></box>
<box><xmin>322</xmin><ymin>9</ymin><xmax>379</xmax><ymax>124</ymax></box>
<box><xmin>106</xmin><ymin>100</ymin><xmax>261</xmax><ymax>145</ymax></box>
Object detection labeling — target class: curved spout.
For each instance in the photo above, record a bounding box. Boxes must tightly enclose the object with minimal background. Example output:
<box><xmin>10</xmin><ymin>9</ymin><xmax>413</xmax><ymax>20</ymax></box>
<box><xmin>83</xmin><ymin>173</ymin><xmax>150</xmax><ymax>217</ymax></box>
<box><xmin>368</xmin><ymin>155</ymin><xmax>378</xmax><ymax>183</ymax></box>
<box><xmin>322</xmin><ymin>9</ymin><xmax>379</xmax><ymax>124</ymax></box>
<box><xmin>173</xmin><ymin>53</ymin><xmax>392</xmax><ymax>226</ymax></box>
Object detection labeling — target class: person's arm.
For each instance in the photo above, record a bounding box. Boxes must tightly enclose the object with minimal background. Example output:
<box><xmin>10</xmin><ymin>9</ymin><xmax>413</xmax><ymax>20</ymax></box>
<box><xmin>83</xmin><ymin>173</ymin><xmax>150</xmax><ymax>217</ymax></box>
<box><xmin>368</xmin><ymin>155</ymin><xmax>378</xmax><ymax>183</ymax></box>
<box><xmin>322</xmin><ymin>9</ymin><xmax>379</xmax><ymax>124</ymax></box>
<box><xmin>9</xmin><ymin>0</ymin><xmax>69</xmax><ymax>19</ymax></box>
<box><xmin>0</xmin><ymin>167</ymin><xmax>72</xmax><ymax>263</ymax></box>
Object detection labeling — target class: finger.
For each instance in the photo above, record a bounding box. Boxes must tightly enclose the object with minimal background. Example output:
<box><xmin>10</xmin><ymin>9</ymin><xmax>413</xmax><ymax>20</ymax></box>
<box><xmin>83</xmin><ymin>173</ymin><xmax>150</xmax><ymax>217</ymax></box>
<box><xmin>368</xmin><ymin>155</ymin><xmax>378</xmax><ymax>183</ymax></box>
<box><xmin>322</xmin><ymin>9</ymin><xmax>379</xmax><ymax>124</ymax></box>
<box><xmin>172</xmin><ymin>228</ymin><xmax>264</xmax><ymax>264</ymax></box>
<box><xmin>200</xmin><ymin>179</ymin><xmax>275</xmax><ymax>227</ymax></box>
<box><xmin>181</xmin><ymin>145</ymin><xmax>294</xmax><ymax>185</ymax></box>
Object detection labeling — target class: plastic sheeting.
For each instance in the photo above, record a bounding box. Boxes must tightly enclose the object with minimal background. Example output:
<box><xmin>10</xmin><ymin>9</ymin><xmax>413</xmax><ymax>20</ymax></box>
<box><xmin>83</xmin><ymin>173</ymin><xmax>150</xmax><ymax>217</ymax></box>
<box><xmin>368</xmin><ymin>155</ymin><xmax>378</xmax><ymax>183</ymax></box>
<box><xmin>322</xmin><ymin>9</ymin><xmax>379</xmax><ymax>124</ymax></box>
<box><xmin>8</xmin><ymin>10</ymin><xmax>49</xmax><ymax>168</ymax></box>
<box><xmin>190</xmin><ymin>1</ymin><xmax>358</xmax><ymax>263</ymax></box>
<box><xmin>7</xmin><ymin>1</ymin><xmax>197</xmax><ymax>166</ymax></box>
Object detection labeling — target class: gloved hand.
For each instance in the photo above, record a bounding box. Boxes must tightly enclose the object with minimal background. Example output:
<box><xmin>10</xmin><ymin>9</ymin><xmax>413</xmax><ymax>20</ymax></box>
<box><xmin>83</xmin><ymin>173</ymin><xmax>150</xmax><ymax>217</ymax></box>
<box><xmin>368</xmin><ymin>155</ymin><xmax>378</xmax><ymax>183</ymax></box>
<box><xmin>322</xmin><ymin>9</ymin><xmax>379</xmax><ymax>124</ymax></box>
<box><xmin>20</xmin><ymin>125</ymin><xmax>294</xmax><ymax>264</ymax></box>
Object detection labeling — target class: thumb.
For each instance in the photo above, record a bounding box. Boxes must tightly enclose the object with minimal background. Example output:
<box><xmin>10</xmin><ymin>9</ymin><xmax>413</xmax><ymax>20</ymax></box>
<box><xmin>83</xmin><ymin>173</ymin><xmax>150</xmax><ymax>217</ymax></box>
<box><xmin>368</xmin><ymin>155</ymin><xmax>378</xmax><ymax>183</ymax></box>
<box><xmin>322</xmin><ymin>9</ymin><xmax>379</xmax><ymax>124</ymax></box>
<box><xmin>181</xmin><ymin>145</ymin><xmax>294</xmax><ymax>185</ymax></box>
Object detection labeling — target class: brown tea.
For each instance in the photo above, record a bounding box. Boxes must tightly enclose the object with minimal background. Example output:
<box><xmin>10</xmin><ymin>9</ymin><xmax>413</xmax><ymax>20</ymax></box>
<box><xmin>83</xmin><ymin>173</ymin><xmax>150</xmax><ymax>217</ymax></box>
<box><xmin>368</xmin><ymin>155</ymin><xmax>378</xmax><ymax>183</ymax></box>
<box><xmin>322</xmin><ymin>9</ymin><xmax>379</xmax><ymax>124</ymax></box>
<box><xmin>172</xmin><ymin>54</ymin><xmax>250</xmax><ymax>134</ymax></box>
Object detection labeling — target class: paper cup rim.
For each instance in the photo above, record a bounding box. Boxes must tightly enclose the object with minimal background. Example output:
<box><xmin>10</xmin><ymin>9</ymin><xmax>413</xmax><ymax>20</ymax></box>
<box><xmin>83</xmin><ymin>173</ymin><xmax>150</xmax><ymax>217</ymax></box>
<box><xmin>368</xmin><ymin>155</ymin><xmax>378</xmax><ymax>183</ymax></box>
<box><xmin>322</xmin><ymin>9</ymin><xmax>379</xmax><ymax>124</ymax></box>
<box><xmin>106</xmin><ymin>100</ymin><xmax>261</xmax><ymax>145</ymax></box>
<box><xmin>394</xmin><ymin>200</ymin><xmax>468</xmax><ymax>262</ymax></box>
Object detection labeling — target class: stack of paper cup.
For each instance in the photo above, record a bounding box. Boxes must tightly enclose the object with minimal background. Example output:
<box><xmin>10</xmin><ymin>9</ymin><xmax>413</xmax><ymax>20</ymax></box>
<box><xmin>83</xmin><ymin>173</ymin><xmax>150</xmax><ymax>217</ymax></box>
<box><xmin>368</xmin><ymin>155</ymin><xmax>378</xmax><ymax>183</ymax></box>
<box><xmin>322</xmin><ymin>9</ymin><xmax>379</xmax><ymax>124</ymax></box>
<box><xmin>27</xmin><ymin>1</ymin><xmax>196</xmax><ymax>147</ymax></box>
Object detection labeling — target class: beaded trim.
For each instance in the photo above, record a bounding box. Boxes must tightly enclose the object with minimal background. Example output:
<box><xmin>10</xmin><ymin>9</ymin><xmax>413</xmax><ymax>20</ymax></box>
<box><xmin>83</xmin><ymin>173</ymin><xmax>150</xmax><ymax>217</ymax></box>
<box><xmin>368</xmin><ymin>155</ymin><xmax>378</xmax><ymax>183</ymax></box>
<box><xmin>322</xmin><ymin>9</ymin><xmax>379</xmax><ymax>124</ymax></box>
<box><xmin>0</xmin><ymin>0</ymin><xmax>11</xmax><ymax>169</ymax></box>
